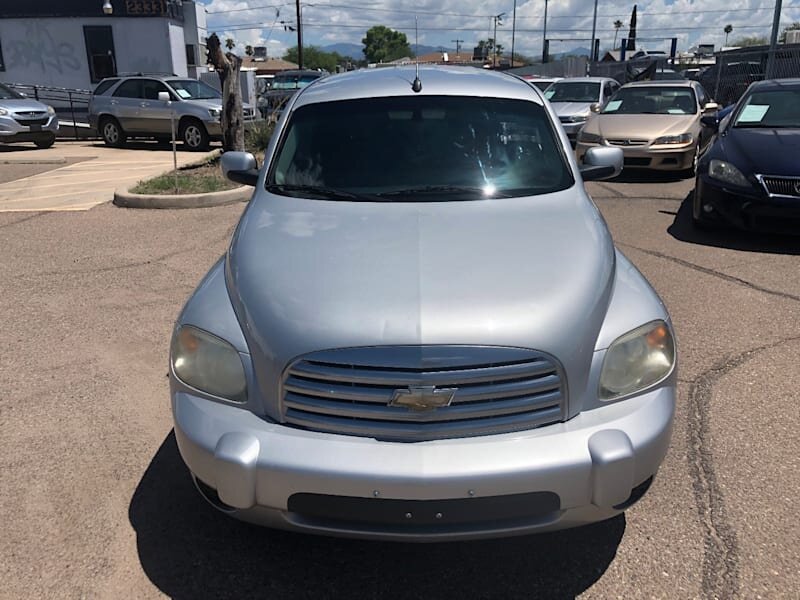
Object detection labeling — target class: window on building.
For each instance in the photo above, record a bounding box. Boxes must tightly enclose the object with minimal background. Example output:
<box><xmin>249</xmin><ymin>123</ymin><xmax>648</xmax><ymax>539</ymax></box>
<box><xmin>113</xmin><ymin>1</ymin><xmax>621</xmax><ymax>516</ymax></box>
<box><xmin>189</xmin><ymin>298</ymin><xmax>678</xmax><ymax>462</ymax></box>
<box><xmin>84</xmin><ymin>26</ymin><xmax>116</xmax><ymax>84</ymax></box>
<box><xmin>185</xmin><ymin>44</ymin><xmax>196</xmax><ymax>67</ymax></box>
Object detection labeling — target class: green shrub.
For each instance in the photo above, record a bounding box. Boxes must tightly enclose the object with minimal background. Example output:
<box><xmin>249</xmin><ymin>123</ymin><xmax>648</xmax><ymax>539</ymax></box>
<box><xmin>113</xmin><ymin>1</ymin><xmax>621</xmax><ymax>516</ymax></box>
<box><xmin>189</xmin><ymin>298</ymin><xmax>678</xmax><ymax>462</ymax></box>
<box><xmin>246</xmin><ymin>121</ymin><xmax>275</xmax><ymax>153</ymax></box>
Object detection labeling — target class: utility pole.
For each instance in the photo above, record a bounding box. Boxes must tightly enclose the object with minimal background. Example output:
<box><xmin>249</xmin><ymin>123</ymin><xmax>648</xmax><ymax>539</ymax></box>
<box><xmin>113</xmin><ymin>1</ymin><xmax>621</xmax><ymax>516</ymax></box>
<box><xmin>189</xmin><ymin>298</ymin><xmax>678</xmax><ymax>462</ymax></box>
<box><xmin>542</xmin><ymin>0</ymin><xmax>548</xmax><ymax>63</ymax></box>
<box><xmin>766</xmin><ymin>0</ymin><xmax>783</xmax><ymax>78</ymax></box>
<box><xmin>295</xmin><ymin>0</ymin><xmax>303</xmax><ymax>69</ymax></box>
<box><xmin>511</xmin><ymin>0</ymin><xmax>517</xmax><ymax>66</ymax></box>
<box><xmin>590</xmin><ymin>0</ymin><xmax>599</xmax><ymax>63</ymax></box>
<box><xmin>451</xmin><ymin>39</ymin><xmax>464</xmax><ymax>54</ymax></box>
<box><xmin>492</xmin><ymin>12</ymin><xmax>505</xmax><ymax>68</ymax></box>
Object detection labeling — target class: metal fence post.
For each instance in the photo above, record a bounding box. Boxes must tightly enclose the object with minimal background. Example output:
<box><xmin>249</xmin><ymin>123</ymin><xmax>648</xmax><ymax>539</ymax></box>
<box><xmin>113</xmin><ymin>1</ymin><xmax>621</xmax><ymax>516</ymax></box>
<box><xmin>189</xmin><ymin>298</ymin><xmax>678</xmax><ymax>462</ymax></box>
<box><xmin>33</xmin><ymin>86</ymin><xmax>39</xmax><ymax>101</ymax></box>
<box><xmin>714</xmin><ymin>56</ymin><xmax>723</xmax><ymax>103</ymax></box>
<box><xmin>68</xmin><ymin>91</ymin><xmax>79</xmax><ymax>141</ymax></box>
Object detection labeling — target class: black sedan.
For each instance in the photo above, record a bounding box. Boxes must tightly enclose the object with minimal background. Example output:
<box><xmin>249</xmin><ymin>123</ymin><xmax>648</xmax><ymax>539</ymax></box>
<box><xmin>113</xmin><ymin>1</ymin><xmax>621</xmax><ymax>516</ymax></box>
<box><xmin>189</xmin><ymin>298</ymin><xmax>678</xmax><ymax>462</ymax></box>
<box><xmin>693</xmin><ymin>79</ymin><xmax>800</xmax><ymax>233</ymax></box>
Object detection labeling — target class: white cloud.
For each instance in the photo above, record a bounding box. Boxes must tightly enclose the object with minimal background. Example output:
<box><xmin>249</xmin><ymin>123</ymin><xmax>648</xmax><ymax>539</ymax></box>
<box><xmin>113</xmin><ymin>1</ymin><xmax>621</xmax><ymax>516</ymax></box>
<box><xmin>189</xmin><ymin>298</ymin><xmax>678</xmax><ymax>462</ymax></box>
<box><xmin>199</xmin><ymin>0</ymin><xmax>800</xmax><ymax>58</ymax></box>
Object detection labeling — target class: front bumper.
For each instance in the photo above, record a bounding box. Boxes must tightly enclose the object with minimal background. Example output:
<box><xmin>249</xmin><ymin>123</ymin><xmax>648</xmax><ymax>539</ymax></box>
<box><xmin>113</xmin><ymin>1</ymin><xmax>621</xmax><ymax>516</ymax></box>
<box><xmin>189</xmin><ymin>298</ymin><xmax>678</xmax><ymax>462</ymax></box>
<box><xmin>577</xmin><ymin>142</ymin><xmax>695</xmax><ymax>171</ymax></box>
<box><xmin>172</xmin><ymin>384</ymin><xmax>675</xmax><ymax>541</ymax></box>
<box><xmin>695</xmin><ymin>175</ymin><xmax>800</xmax><ymax>233</ymax></box>
<box><xmin>0</xmin><ymin>114</ymin><xmax>58</xmax><ymax>142</ymax></box>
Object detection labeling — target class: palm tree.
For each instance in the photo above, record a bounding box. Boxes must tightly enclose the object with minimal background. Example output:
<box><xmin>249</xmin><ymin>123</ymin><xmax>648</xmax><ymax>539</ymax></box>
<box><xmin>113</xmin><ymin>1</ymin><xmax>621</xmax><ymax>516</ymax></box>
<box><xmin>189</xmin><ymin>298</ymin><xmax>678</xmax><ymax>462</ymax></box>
<box><xmin>613</xmin><ymin>20</ymin><xmax>623</xmax><ymax>49</ymax></box>
<box><xmin>225</xmin><ymin>37</ymin><xmax>236</xmax><ymax>51</ymax></box>
<box><xmin>245</xmin><ymin>45</ymin><xmax>254</xmax><ymax>57</ymax></box>
<box><xmin>724</xmin><ymin>24</ymin><xmax>733</xmax><ymax>46</ymax></box>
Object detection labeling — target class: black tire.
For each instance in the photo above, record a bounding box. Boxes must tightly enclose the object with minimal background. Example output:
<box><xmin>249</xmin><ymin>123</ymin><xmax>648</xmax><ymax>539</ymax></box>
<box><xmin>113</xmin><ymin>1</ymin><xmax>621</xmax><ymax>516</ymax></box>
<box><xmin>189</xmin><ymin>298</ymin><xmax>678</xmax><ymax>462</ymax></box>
<box><xmin>100</xmin><ymin>117</ymin><xmax>126</xmax><ymax>148</ymax></box>
<box><xmin>34</xmin><ymin>135</ymin><xmax>56</xmax><ymax>149</ymax></box>
<box><xmin>180</xmin><ymin>119</ymin><xmax>210</xmax><ymax>151</ymax></box>
<box><xmin>692</xmin><ymin>178</ymin><xmax>722</xmax><ymax>231</ymax></box>
<box><xmin>684</xmin><ymin>145</ymin><xmax>700</xmax><ymax>178</ymax></box>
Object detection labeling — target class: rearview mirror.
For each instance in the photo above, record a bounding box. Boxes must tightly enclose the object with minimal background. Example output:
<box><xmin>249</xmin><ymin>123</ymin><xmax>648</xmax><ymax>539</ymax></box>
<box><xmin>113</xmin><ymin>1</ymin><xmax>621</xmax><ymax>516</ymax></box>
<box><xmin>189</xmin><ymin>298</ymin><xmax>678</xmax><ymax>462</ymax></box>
<box><xmin>221</xmin><ymin>151</ymin><xmax>259</xmax><ymax>186</ymax></box>
<box><xmin>700</xmin><ymin>115</ymin><xmax>720</xmax><ymax>131</ymax></box>
<box><xmin>703</xmin><ymin>102</ymin><xmax>719</xmax><ymax>112</ymax></box>
<box><xmin>580</xmin><ymin>146</ymin><xmax>623</xmax><ymax>181</ymax></box>
<box><xmin>589</xmin><ymin>102</ymin><xmax>601</xmax><ymax>113</ymax></box>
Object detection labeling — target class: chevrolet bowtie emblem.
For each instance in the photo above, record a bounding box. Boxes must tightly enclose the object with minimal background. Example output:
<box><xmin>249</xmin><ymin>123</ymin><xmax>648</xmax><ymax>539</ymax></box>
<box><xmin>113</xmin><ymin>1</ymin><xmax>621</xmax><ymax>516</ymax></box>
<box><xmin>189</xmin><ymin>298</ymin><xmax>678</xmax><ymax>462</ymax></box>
<box><xmin>389</xmin><ymin>385</ymin><xmax>456</xmax><ymax>411</ymax></box>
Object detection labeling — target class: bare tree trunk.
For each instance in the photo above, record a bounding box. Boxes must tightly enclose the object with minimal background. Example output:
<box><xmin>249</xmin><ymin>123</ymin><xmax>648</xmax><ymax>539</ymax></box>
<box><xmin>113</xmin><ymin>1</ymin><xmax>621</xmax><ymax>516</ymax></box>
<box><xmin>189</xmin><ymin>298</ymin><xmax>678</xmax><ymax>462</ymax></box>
<box><xmin>206</xmin><ymin>33</ymin><xmax>245</xmax><ymax>152</ymax></box>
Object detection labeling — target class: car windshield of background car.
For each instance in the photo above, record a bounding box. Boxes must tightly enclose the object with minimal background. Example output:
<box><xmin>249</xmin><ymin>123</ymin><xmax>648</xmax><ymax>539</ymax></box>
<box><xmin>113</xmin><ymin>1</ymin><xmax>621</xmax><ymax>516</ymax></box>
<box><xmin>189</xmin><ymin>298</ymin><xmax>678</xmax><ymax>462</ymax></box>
<box><xmin>602</xmin><ymin>87</ymin><xmax>697</xmax><ymax>115</ymax></box>
<box><xmin>531</xmin><ymin>80</ymin><xmax>555</xmax><ymax>91</ymax></box>
<box><xmin>733</xmin><ymin>89</ymin><xmax>800</xmax><ymax>128</ymax></box>
<box><xmin>545</xmin><ymin>82</ymin><xmax>601</xmax><ymax>102</ymax></box>
<box><xmin>267</xmin><ymin>95</ymin><xmax>574</xmax><ymax>201</ymax></box>
<box><xmin>167</xmin><ymin>80</ymin><xmax>221</xmax><ymax>100</ymax></box>
<box><xmin>0</xmin><ymin>84</ymin><xmax>23</xmax><ymax>100</ymax></box>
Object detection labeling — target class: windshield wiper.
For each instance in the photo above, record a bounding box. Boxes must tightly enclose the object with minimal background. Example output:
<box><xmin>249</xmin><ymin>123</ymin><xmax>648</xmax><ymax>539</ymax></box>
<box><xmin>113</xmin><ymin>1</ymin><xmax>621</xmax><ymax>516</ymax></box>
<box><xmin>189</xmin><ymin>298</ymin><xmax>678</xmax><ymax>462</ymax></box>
<box><xmin>376</xmin><ymin>185</ymin><xmax>511</xmax><ymax>199</ymax></box>
<box><xmin>265</xmin><ymin>183</ymin><xmax>378</xmax><ymax>201</ymax></box>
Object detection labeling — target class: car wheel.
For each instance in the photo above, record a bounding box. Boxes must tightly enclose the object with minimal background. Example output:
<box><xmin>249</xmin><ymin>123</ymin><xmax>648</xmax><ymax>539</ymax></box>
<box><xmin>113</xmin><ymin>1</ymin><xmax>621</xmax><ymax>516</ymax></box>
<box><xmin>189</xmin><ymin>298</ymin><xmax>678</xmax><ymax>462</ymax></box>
<box><xmin>34</xmin><ymin>135</ymin><xmax>56</xmax><ymax>149</ymax></box>
<box><xmin>180</xmin><ymin>119</ymin><xmax>210</xmax><ymax>151</ymax></box>
<box><xmin>100</xmin><ymin>117</ymin><xmax>126</xmax><ymax>148</ymax></box>
<box><xmin>691</xmin><ymin>177</ymin><xmax>721</xmax><ymax>231</ymax></box>
<box><xmin>685</xmin><ymin>145</ymin><xmax>700</xmax><ymax>178</ymax></box>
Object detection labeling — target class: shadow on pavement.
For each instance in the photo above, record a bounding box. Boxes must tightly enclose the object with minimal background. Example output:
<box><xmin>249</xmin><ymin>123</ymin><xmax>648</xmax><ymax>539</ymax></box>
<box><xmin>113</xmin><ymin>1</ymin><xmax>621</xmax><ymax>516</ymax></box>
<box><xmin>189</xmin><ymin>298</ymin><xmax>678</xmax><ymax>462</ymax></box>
<box><xmin>610</xmin><ymin>170</ymin><xmax>691</xmax><ymax>184</ymax></box>
<box><xmin>130</xmin><ymin>433</ymin><xmax>625</xmax><ymax>600</ymax></box>
<box><xmin>668</xmin><ymin>192</ymin><xmax>800</xmax><ymax>255</ymax></box>
<box><xmin>87</xmin><ymin>141</ymin><xmax>220</xmax><ymax>152</ymax></box>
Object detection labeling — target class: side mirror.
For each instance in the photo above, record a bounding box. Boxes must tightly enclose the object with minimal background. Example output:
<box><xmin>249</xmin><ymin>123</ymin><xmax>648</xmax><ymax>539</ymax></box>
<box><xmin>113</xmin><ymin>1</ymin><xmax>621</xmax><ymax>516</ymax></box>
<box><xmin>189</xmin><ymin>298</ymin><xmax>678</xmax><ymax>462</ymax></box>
<box><xmin>158</xmin><ymin>91</ymin><xmax>171</xmax><ymax>102</ymax></box>
<box><xmin>700</xmin><ymin>115</ymin><xmax>720</xmax><ymax>131</ymax></box>
<box><xmin>580</xmin><ymin>146</ymin><xmax>623</xmax><ymax>181</ymax></box>
<box><xmin>589</xmin><ymin>102</ymin><xmax>601</xmax><ymax>113</ymax></box>
<box><xmin>221</xmin><ymin>151</ymin><xmax>259</xmax><ymax>186</ymax></box>
<box><xmin>703</xmin><ymin>102</ymin><xmax>719</xmax><ymax>112</ymax></box>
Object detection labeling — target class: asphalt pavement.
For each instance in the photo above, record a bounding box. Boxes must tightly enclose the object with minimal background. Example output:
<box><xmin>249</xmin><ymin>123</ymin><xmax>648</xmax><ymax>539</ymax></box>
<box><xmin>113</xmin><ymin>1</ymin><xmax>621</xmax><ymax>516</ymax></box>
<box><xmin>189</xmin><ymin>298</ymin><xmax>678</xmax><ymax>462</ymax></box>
<box><xmin>1</xmin><ymin>171</ymin><xmax>799</xmax><ymax>599</ymax></box>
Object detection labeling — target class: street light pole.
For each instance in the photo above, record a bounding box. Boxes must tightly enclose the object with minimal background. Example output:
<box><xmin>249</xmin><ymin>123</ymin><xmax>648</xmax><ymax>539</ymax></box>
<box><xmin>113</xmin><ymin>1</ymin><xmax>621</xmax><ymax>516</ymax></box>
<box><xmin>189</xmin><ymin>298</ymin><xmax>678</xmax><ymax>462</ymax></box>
<box><xmin>511</xmin><ymin>0</ymin><xmax>517</xmax><ymax>67</ymax></box>
<box><xmin>542</xmin><ymin>0</ymin><xmax>548</xmax><ymax>63</ymax></box>
<box><xmin>590</xmin><ymin>0</ymin><xmax>599</xmax><ymax>63</ymax></box>
<box><xmin>295</xmin><ymin>0</ymin><xmax>303</xmax><ymax>69</ymax></box>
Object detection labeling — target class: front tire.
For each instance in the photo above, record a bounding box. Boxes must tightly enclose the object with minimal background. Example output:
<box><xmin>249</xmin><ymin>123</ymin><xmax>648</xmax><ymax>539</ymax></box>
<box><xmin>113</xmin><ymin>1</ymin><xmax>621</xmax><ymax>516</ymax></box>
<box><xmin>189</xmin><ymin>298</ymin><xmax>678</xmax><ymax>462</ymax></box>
<box><xmin>180</xmin><ymin>119</ymin><xmax>210</xmax><ymax>151</ymax></box>
<box><xmin>100</xmin><ymin>117</ymin><xmax>126</xmax><ymax>148</ymax></box>
<box><xmin>34</xmin><ymin>135</ymin><xmax>56</xmax><ymax>149</ymax></box>
<box><xmin>692</xmin><ymin>177</ymin><xmax>721</xmax><ymax>231</ymax></box>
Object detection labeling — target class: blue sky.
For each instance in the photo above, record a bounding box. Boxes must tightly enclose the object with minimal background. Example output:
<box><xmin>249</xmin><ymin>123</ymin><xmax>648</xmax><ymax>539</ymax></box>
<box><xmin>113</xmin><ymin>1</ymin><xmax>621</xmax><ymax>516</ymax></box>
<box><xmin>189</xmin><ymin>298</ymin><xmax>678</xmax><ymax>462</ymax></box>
<box><xmin>198</xmin><ymin>0</ymin><xmax>800</xmax><ymax>59</ymax></box>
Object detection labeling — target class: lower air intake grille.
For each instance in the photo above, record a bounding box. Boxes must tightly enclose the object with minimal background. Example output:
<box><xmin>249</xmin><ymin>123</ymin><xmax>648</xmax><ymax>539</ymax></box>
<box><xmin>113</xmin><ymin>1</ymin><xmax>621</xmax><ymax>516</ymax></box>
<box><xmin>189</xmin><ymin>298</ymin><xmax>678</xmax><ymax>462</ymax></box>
<box><xmin>281</xmin><ymin>346</ymin><xmax>566</xmax><ymax>442</ymax></box>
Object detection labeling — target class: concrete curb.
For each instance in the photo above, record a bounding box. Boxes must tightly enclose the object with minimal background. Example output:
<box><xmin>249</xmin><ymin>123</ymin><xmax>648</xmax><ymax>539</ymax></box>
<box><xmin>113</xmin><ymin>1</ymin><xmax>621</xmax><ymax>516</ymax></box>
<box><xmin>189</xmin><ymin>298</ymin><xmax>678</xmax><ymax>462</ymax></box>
<box><xmin>0</xmin><ymin>157</ymin><xmax>67</xmax><ymax>165</ymax></box>
<box><xmin>113</xmin><ymin>184</ymin><xmax>252</xmax><ymax>209</ymax></box>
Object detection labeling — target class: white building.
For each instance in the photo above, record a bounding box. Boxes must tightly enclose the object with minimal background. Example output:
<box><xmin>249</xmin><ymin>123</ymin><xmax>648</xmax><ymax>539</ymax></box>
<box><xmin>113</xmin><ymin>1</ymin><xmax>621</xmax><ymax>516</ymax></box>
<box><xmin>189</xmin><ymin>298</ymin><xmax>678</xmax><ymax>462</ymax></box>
<box><xmin>0</xmin><ymin>0</ymin><xmax>208</xmax><ymax>90</ymax></box>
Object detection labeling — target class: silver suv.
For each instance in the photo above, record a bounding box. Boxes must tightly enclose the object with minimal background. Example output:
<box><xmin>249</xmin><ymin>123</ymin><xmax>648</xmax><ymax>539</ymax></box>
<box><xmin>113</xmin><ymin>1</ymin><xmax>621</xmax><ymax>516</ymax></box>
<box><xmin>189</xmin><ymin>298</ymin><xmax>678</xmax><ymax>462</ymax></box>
<box><xmin>88</xmin><ymin>75</ymin><xmax>255</xmax><ymax>150</ymax></box>
<box><xmin>0</xmin><ymin>82</ymin><xmax>58</xmax><ymax>149</ymax></box>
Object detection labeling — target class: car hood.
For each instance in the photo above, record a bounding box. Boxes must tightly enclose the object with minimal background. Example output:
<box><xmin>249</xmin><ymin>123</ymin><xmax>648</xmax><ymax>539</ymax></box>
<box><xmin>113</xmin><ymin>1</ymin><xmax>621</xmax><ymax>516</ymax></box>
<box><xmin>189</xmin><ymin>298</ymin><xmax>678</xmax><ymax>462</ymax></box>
<box><xmin>1</xmin><ymin>98</ymin><xmax>52</xmax><ymax>113</ymax></box>
<box><xmin>183</xmin><ymin>98</ymin><xmax>254</xmax><ymax>111</ymax></box>
<box><xmin>589</xmin><ymin>114</ymin><xmax>697</xmax><ymax>140</ymax></box>
<box><xmin>227</xmin><ymin>188</ymin><xmax>616</xmax><ymax>417</ymax></box>
<box><xmin>719</xmin><ymin>127</ymin><xmax>800</xmax><ymax>175</ymax></box>
<box><xmin>551</xmin><ymin>101</ymin><xmax>593</xmax><ymax>117</ymax></box>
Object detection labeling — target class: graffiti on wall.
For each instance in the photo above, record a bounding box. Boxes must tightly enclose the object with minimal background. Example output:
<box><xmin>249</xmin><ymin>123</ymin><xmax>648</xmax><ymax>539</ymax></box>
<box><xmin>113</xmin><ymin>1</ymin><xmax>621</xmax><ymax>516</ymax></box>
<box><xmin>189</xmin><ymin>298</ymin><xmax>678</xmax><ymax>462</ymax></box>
<box><xmin>6</xmin><ymin>22</ymin><xmax>81</xmax><ymax>74</ymax></box>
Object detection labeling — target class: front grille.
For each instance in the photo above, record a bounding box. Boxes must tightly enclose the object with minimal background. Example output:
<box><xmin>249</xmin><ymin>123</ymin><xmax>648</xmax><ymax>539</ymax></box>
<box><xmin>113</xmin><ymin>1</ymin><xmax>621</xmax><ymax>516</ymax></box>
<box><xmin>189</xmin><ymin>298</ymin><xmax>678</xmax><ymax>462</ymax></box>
<box><xmin>625</xmin><ymin>157</ymin><xmax>651</xmax><ymax>166</ymax></box>
<box><xmin>606</xmin><ymin>138</ymin><xmax>648</xmax><ymax>147</ymax></box>
<box><xmin>281</xmin><ymin>346</ymin><xmax>566</xmax><ymax>442</ymax></box>
<box><xmin>759</xmin><ymin>175</ymin><xmax>800</xmax><ymax>198</ymax></box>
<box><xmin>14</xmin><ymin>116</ymin><xmax>49</xmax><ymax>126</ymax></box>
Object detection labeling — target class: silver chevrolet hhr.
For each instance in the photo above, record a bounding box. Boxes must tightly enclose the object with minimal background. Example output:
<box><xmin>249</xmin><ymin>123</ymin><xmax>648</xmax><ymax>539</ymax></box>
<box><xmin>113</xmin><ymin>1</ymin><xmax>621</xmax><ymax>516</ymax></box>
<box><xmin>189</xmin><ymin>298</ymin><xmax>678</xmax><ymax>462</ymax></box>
<box><xmin>170</xmin><ymin>66</ymin><xmax>676</xmax><ymax>541</ymax></box>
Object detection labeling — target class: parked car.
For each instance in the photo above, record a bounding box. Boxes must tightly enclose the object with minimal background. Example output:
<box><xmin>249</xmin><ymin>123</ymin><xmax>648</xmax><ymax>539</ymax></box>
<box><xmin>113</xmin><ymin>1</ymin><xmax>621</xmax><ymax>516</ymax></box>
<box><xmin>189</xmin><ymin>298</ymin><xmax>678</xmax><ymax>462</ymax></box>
<box><xmin>693</xmin><ymin>78</ymin><xmax>800</xmax><ymax>232</ymax></box>
<box><xmin>262</xmin><ymin>69</ymin><xmax>326</xmax><ymax>116</ymax></box>
<box><xmin>652</xmin><ymin>69</ymin><xmax>686</xmax><ymax>81</ymax></box>
<box><xmin>521</xmin><ymin>75</ymin><xmax>563</xmax><ymax>92</ymax></box>
<box><xmin>0</xmin><ymin>82</ymin><xmax>58</xmax><ymax>149</ymax></box>
<box><xmin>698</xmin><ymin>61</ymin><xmax>765</xmax><ymax>107</ymax></box>
<box><xmin>576</xmin><ymin>80</ymin><xmax>718</xmax><ymax>174</ymax></box>
<box><xmin>543</xmin><ymin>77</ymin><xmax>621</xmax><ymax>144</ymax></box>
<box><xmin>88</xmin><ymin>75</ymin><xmax>256</xmax><ymax>150</ymax></box>
<box><xmin>169</xmin><ymin>65</ymin><xmax>677</xmax><ymax>541</ymax></box>
<box><xmin>630</xmin><ymin>50</ymin><xmax>669</xmax><ymax>60</ymax></box>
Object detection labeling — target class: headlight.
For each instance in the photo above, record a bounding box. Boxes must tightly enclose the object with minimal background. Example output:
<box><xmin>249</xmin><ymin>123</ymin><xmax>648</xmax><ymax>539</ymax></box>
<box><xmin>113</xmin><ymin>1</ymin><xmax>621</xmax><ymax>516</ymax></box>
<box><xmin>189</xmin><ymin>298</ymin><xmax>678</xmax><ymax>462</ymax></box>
<box><xmin>47</xmin><ymin>105</ymin><xmax>56</xmax><ymax>115</ymax></box>
<box><xmin>652</xmin><ymin>133</ymin><xmax>693</xmax><ymax>145</ymax></box>
<box><xmin>578</xmin><ymin>131</ymin><xmax>603</xmax><ymax>144</ymax></box>
<box><xmin>565</xmin><ymin>115</ymin><xmax>588</xmax><ymax>123</ymax></box>
<box><xmin>0</xmin><ymin>108</ymin><xmax>7</xmax><ymax>116</ymax></box>
<box><xmin>208</xmin><ymin>107</ymin><xmax>222</xmax><ymax>118</ymax></box>
<box><xmin>170</xmin><ymin>325</ymin><xmax>247</xmax><ymax>402</ymax></box>
<box><xmin>708</xmin><ymin>159</ymin><xmax>750</xmax><ymax>187</ymax></box>
<box><xmin>599</xmin><ymin>320</ymin><xmax>675</xmax><ymax>401</ymax></box>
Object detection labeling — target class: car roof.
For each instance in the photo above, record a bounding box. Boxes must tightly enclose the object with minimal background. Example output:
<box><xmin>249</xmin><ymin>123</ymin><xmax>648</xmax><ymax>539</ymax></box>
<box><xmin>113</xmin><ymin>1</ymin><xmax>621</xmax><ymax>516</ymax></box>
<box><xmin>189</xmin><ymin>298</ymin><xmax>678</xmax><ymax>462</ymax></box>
<box><xmin>550</xmin><ymin>77</ymin><xmax>617</xmax><ymax>84</ymax></box>
<box><xmin>749</xmin><ymin>78</ymin><xmax>800</xmax><ymax>91</ymax></box>
<box><xmin>622</xmin><ymin>80</ymin><xmax>697</xmax><ymax>88</ymax></box>
<box><xmin>292</xmin><ymin>66</ymin><xmax>544</xmax><ymax>108</ymax></box>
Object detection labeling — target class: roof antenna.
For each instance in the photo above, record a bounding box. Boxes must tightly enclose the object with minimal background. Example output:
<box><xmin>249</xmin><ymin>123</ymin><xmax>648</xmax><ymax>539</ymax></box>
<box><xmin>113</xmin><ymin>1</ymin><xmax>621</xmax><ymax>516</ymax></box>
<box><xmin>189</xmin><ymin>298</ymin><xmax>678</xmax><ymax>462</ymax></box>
<box><xmin>412</xmin><ymin>16</ymin><xmax>422</xmax><ymax>93</ymax></box>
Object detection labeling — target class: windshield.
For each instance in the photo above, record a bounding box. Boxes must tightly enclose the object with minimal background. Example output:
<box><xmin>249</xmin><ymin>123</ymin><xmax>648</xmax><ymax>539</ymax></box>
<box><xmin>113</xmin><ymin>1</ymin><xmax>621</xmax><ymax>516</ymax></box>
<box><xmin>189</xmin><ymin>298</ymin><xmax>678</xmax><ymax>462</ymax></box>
<box><xmin>602</xmin><ymin>87</ymin><xmax>697</xmax><ymax>115</ymax></box>
<box><xmin>267</xmin><ymin>96</ymin><xmax>573</xmax><ymax>201</ymax></box>
<box><xmin>530</xmin><ymin>80</ymin><xmax>555</xmax><ymax>91</ymax></box>
<box><xmin>167</xmin><ymin>79</ymin><xmax>221</xmax><ymax>100</ymax></box>
<box><xmin>271</xmin><ymin>74</ymin><xmax>320</xmax><ymax>90</ymax></box>
<box><xmin>0</xmin><ymin>83</ymin><xmax>23</xmax><ymax>100</ymax></box>
<box><xmin>733</xmin><ymin>88</ymin><xmax>800</xmax><ymax>128</ymax></box>
<box><xmin>544</xmin><ymin>82</ymin><xmax>601</xmax><ymax>103</ymax></box>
